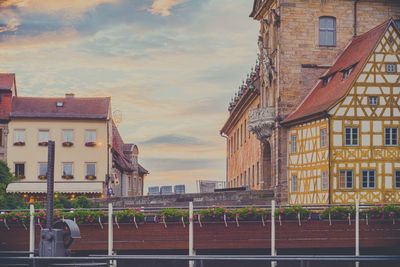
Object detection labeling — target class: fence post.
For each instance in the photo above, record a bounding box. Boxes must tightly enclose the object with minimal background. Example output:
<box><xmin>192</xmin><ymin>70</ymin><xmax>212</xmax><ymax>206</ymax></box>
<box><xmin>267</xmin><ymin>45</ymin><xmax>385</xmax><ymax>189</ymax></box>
<box><xmin>108</xmin><ymin>202</ymin><xmax>114</xmax><ymax>266</ymax></box>
<box><xmin>271</xmin><ymin>200</ymin><xmax>276</xmax><ymax>267</ymax></box>
<box><xmin>189</xmin><ymin>201</ymin><xmax>195</xmax><ymax>267</ymax></box>
<box><xmin>29</xmin><ymin>204</ymin><xmax>35</xmax><ymax>257</ymax></box>
<box><xmin>355</xmin><ymin>197</ymin><xmax>359</xmax><ymax>267</ymax></box>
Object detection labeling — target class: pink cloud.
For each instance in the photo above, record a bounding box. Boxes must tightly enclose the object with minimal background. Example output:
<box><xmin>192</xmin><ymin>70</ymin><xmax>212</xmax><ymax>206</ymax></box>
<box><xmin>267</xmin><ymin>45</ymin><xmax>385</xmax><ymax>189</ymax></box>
<box><xmin>149</xmin><ymin>0</ymin><xmax>186</xmax><ymax>16</ymax></box>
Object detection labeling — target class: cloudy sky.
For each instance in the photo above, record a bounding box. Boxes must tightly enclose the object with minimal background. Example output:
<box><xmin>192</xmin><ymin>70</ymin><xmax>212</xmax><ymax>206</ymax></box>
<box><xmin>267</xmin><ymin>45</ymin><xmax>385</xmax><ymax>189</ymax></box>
<box><xmin>0</xmin><ymin>0</ymin><xmax>259</xmax><ymax>193</ymax></box>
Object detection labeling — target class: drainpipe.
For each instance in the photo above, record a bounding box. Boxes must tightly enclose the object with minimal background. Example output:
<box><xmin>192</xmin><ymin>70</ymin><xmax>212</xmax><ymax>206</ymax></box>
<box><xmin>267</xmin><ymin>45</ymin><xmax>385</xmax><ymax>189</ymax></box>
<box><xmin>353</xmin><ymin>0</ymin><xmax>359</xmax><ymax>37</ymax></box>
<box><xmin>221</xmin><ymin>132</ymin><xmax>229</xmax><ymax>187</ymax></box>
<box><xmin>327</xmin><ymin>114</ymin><xmax>332</xmax><ymax>205</ymax></box>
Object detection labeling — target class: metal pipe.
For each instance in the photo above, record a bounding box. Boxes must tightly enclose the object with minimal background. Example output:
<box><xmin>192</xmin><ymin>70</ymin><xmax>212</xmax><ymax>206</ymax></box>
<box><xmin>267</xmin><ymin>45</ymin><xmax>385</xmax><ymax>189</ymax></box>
<box><xmin>29</xmin><ymin>204</ymin><xmax>35</xmax><ymax>257</ymax></box>
<box><xmin>355</xmin><ymin>197</ymin><xmax>360</xmax><ymax>267</ymax></box>
<box><xmin>108</xmin><ymin>202</ymin><xmax>113</xmax><ymax>257</ymax></box>
<box><xmin>271</xmin><ymin>200</ymin><xmax>276</xmax><ymax>267</ymax></box>
<box><xmin>353</xmin><ymin>0</ymin><xmax>359</xmax><ymax>36</ymax></box>
<box><xmin>189</xmin><ymin>201</ymin><xmax>194</xmax><ymax>267</ymax></box>
<box><xmin>46</xmin><ymin>141</ymin><xmax>55</xmax><ymax>230</ymax></box>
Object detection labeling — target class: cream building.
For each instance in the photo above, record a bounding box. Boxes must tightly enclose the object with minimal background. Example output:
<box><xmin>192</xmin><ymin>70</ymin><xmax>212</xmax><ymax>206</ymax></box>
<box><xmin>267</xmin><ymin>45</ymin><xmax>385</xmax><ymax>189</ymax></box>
<box><xmin>6</xmin><ymin>93</ymin><xmax>148</xmax><ymax>201</ymax></box>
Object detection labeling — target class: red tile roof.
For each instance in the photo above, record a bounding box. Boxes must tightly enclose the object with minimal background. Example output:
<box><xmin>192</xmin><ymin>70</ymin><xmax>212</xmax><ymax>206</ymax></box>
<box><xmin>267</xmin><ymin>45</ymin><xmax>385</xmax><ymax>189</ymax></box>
<box><xmin>0</xmin><ymin>73</ymin><xmax>15</xmax><ymax>91</ymax></box>
<box><xmin>283</xmin><ymin>20</ymin><xmax>392</xmax><ymax>125</ymax></box>
<box><xmin>10</xmin><ymin>96</ymin><xmax>110</xmax><ymax>120</ymax></box>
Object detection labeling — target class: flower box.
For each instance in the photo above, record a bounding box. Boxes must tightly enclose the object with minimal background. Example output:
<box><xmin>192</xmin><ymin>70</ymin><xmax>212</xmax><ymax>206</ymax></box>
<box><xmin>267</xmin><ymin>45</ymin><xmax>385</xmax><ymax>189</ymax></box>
<box><xmin>16</xmin><ymin>175</ymin><xmax>25</xmax><ymax>179</ymax></box>
<box><xmin>62</xmin><ymin>141</ymin><xmax>74</xmax><ymax>147</ymax></box>
<box><xmin>85</xmin><ymin>175</ymin><xmax>96</xmax><ymax>180</ymax></box>
<box><xmin>13</xmin><ymin>141</ymin><xmax>25</xmax><ymax>146</ymax></box>
<box><xmin>85</xmin><ymin>141</ymin><xmax>96</xmax><ymax>147</ymax></box>
<box><xmin>38</xmin><ymin>175</ymin><xmax>46</xmax><ymax>180</ymax></box>
<box><xmin>38</xmin><ymin>141</ymin><xmax>48</xmax><ymax>146</ymax></box>
<box><xmin>62</xmin><ymin>175</ymin><xmax>74</xmax><ymax>180</ymax></box>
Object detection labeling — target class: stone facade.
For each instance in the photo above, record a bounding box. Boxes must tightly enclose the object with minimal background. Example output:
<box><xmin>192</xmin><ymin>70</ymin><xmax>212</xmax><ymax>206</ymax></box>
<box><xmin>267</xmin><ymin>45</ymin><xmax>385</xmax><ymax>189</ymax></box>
<box><xmin>220</xmin><ymin>68</ymin><xmax>263</xmax><ymax>190</ymax></box>
<box><xmin>221</xmin><ymin>0</ymin><xmax>400</xmax><ymax>204</ymax></box>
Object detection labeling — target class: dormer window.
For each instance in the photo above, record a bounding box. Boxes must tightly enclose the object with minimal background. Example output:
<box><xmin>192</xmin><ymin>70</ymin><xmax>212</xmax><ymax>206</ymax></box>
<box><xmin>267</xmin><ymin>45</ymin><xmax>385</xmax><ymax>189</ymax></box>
<box><xmin>322</xmin><ymin>75</ymin><xmax>333</xmax><ymax>86</ymax></box>
<box><xmin>395</xmin><ymin>19</ymin><xmax>400</xmax><ymax>30</ymax></box>
<box><xmin>386</xmin><ymin>63</ymin><xmax>397</xmax><ymax>73</ymax></box>
<box><xmin>56</xmin><ymin>101</ymin><xmax>64</xmax><ymax>107</ymax></box>
<box><xmin>342</xmin><ymin>67</ymin><xmax>353</xmax><ymax>79</ymax></box>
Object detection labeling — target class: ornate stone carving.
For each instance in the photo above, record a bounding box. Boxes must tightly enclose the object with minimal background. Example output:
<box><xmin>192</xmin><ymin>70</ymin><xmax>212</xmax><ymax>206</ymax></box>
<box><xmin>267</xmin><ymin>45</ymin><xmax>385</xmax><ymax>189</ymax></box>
<box><xmin>248</xmin><ymin>107</ymin><xmax>275</xmax><ymax>143</ymax></box>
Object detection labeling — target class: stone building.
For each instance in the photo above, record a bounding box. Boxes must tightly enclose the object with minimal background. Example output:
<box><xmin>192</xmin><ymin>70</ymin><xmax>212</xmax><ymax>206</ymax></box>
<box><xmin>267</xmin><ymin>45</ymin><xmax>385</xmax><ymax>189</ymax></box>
<box><xmin>222</xmin><ymin>0</ymin><xmax>400</xmax><ymax>203</ymax></box>
<box><xmin>220</xmin><ymin>67</ymin><xmax>262</xmax><ymax>190</ymax></box>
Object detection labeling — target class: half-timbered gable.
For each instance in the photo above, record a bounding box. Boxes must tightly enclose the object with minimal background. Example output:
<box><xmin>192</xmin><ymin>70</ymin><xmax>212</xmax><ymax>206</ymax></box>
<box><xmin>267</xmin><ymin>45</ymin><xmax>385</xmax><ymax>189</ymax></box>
<box><xmin>283</xmin><ymin>19</ymin><xmax>400</xmax><ymax>205</ymax></box>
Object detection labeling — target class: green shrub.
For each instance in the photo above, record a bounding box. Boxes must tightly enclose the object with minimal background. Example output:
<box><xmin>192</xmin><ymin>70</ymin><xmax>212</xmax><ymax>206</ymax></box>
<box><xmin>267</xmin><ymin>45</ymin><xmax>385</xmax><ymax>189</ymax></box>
<box><xmin>277</xmin><ymin>206</ymin><xmax>310</xmax><ymax>220</ymax></box>
<box><xmin>159</xmin><ymin>208</ymin><xmax>188</xmax><ymax>222</ymax></box>
<box><xmin>229</xmin><ymin>207</ymin><xmax>269</xmax><ymax>221</ymax></box>
<box><xmin>196</xmin><ymin>207</ymin><xmax>227</xmax><ymax>222</ymax></box>
<box><xmin>115</xmin><ymin>209</ymin><xmax>145</xmax><ymax>223</ymax></box>
<box><xmin>321</xmin><ymin>206</ymin><xmax>354</xmax><ymax>220</ymax></box>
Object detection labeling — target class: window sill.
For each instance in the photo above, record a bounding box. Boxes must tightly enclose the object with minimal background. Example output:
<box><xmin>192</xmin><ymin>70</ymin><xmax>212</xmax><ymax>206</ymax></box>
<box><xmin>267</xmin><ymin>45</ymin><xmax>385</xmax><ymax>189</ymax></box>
<box><xmin>62</xmin><ymin>175</ymin><xmax>74</xmax><ymax>180</ymax></box>
<box><xmin>38</xmin><ymin>142</ymin><xmax>48</xmax><ymax>147</ymax></box>
<box><xmin>62</xmin><ymin>141</ymin><xmax>74</xmax><ymax>147</ymax></box>
<box><xmin>85</xmin><ymin>142</ymin><xmax>97</xmax><ymax>147</ymax></box>
<box><xmin>38</xmin><ymin>175</ymin><xmax>47</xmax><ymax>180</ymax></box>
<box><xmin>85</xmin><ymin>175</ymin><xmax>97</xmax><ymax>180</ymax></box>
<box><xmin>14</xmin><ymin>142</ymin><xmax>25</xmax><ymax>146</ymax></box>
<box><xmin>16</xmin><ymin>175</ymin><xmax>26</xmax><ymax>179</ymax></box>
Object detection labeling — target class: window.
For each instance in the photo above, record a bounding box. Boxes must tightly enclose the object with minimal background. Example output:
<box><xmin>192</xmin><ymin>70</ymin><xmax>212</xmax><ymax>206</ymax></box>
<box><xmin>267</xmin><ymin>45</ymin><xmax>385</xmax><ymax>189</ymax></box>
<box><xmin>319</xmin><ymin>16</ymin><xmax>336</xmax><ymax>46</ymax></box>
<box><xmin>291</xmin><ymin>175</ymin><xmax>298</xmax><ymax>192</ymax></box>
<box><xmin>362</xmin><ymin>170</ymin><xmax>375</xmax><ymax>189</ymax></box>
<box><xmin>62</xmin><ymin>162</ymin><xmax>73</xmax><ymax>177</ymax></box>
<box><xmin>345</xmin><ymin>127</ymin><xmax>358</xmax><ymax>146</ymax></box>
<box><xmin>369</xmin><ymin>96</ymin><xmax>378</xmax><ymax>106</ymax></box>
<box><xmin>385</xmin><ymin>128</ymin><xmax>398</xmax><ymax>146</ymax></box>
<box><xmin>38</xmin><ymin>130</ymin><xmax>49</xmax><ymax>143</ymax></box>
<box><xmin>342</xmin><ymin>67</ymin><xmax>353</xmax><ymax>79</ymax></box>
<box><xmin>14</xmin><ymin>129</ymin><xmax>25</xmax><ymax>143</ymax></box>
<box><xmin>85</xmin><ymin>130</ymin><xmax>97</xmax><ymax>142</ymax></box>
<box><xmin>339</xmin><ymin>170</ymin><xmax>353</xmax><ymax>189</ymax></box>
<box><xmin>240</xmin><ymin>174</ymin><xmax>242</xmax><ymax>185</ymax></box>
<box><xmin>322</xmin><ymin>171</ymin><xmax>328</xmax><ymax>190</ymax></box>
<box><xmin>0</xmin><ymin>128</ymin><xmax>3</xmax><ymax>147</ymax></box>
<box><xmin>252</xmin><ymin>165</ymin><xmax>255</xmax><ymax>186</ymax></box>
<box><xmin>14</xmin><ymin>163</ymin><xmax>25</xmax><ymax>178</ymax></box>
<box><xmin>62</xmin><ymin>130</ymin><xmax>74</xmax><ymax>143</ymax></box>
<box><xmin>248</xmin><ymin>167</ymin><xmax>251</xmax><ymax>187</ymax></box>
<box><xmin>240</xmin><ymin>124</ymin><xmax>243</xmax><ymax>146</ymax></box>
<box><xmin>395</xmin><ymin>19</ymin><xmax>400</xmax><ymax>29</ymax></box>
<box><xmin>395</xmin><ymin>170</ymin><xmax>400</xmax><ymax>189</ymax></box>
<box><xmin>86</xmin><ymin>163</ymin><xmax>96</xmax><ymax>178</ymax></box>
<box><xmin>322</xmin><ymin>75</ymin><xmax>333</xmax><ymax>86</ymax></box>
<box><xmin>386</xmin><ymin>63</ymin><xmax>397</xmax><ymax>73</ymax></box>
<box><xmin>244</xmin><ymin>120</ymin><xmax>247</xmax><ymax>143</ymax></box>
<box><xmin>290</xmin><ymin>135</ymin><xmax>297</xmax><ymax>153</ymax></box>
<box><xmin>257</xmin><ymin>161</ymin><xmax>260</xmax><ymax>185</ymax></box>
<box><xmin>38</xmin><ymin>162</ymin><xmax>47</xmax><ymax>179</ymax></box>
<box><xmin>244</xmin><ymin>171</ymin><xmax>247</xmax><ymax>187</ymax></box>
<box><xmin>320</xmin><ymin>128</ymin><xmax>327</xmax><ymax>147</ymax></box>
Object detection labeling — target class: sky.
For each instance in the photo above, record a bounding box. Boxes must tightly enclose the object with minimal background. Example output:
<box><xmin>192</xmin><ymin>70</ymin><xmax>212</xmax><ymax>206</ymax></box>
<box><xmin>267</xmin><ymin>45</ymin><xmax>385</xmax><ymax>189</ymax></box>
<box><xmin>0</xmin><ymin>0</ymin><xmax>259</xmax><ymax>193</ymax></box>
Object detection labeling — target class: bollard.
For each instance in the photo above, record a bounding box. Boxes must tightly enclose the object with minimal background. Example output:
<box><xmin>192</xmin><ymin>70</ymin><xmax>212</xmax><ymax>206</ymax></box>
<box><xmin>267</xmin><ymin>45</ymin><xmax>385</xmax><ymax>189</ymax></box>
<box><xmin>108</xmin><ymin>202</ymin><xmax>114</xmax><ymax>266</ymax></box>
<box><xmin>29</xmin><ymin>204</ymin><xmax>35</xmax><ymax>257</ymax></box>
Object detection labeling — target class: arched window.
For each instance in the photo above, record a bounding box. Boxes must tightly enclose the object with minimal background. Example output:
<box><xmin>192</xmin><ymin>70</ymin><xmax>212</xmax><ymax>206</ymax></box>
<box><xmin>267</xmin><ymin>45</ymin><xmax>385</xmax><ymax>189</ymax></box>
<box><xmin>319</xmin><ymin>16</ymin><xmax>336</xmax><ymax>46</ymax></box>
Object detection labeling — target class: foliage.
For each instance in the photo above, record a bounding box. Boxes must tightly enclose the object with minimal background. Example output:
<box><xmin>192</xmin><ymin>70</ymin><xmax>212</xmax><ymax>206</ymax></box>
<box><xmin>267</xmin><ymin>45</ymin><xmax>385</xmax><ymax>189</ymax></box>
<box><xmin>362</xmin><ymin>204</ymin><xmax>400</xmax><ymax>220</ymax></box>
<box><xmin>72</xmin><ymin>196</ymin><xmax>93</xmax><ymax>209</ymax></box>
<box><xmin>54</xmin><ymin>195</ymin><xmax>74</xmax><ymax>209</ymax></box>
<box><xmin>229</xmin><ymin>207</ymin><xmax>269</xmax><ymax>221</ymax></box>
<box><xmin>61</xmin><ymin>209</ymin><xmax>105</xmax><ymax>224</ymax></box>
<box><xmin>196</xmin><ymin>207</ymin><xmax>226</xmax><ymax>222</ymax></box>
<box><xmin>0</xmin><ymin>161</ymin><xmax>25</xmax><ymax>209</ymax></box>
<box><xmin>0</xmin><ymin>211</ymin><xmax>30</xmax><ymax>224</ymax></box>
<box><xmin>320</xmin><ymin>206</ymin><xmax>355</xmax><ymax>220</ymax></box>
<box><xmin>115</xmin><ymin>209</ymin><xmax>145</xmax><ymax>223</ymax></box>
<box><xmin>159</xmin><ymin>208</ymin><xmax>188</xmax><ymax>222</ymax></box>
<box><xmin>277</xmin><ymin>205</ymin><xmax>311</xmax><ymax>220</ymax></box>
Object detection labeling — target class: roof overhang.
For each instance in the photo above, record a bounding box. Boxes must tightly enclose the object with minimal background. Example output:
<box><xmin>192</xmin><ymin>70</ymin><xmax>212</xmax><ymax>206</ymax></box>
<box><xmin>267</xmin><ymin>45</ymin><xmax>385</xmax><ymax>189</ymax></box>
<box><xmin>6</xmin><ymin>181</ymin><xmax>104</xmax><ymax>194</ymax></box>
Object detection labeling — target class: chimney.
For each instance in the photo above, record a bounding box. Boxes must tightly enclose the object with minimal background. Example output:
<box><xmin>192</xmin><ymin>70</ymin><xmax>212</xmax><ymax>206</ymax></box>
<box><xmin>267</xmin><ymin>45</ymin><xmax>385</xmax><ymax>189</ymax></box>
<box><xmin>65</xmin><ymin>93</ymin><xmax>75</xmax><ymax>98</ymax></box>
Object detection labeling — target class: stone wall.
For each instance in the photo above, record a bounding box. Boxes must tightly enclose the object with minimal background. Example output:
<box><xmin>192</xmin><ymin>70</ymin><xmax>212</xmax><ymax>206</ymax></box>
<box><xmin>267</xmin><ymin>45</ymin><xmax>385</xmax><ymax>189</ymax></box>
<box><xmin>94</xmin><ymin>189</ymin><xmax>274</xmax><ymax>208</ymax></box>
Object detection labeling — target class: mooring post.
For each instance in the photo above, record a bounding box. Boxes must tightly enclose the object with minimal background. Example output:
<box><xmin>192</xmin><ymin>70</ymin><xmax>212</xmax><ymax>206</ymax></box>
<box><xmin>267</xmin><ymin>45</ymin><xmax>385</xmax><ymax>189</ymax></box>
<box><xmin>29</xmin><ymin>204</ymin><xmax>35</xmax><ymax>257</ymax></box>
<box><xmin>355</xmin><ymin>197</ymin><xmax>360</xmax><ymax>267</ymax></box>
<box><xmin>189</xmin><ymin>201</ymin><xmax>195</xmax><ymax>267</ymax></box>
<box><xmin>271</xmin><ymin>200</ymin><xmax>276</xmax><ymax>267</ymax></box>
<box><xmin>108</xmin><ymin>202</ymin><xmax>113</xmax><ymax>264</ymax></box>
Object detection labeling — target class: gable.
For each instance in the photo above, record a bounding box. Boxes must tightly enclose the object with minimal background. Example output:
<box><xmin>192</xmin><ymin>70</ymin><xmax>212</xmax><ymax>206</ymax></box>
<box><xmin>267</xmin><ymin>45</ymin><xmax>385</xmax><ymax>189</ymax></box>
<box><xmin>329</xmin><ymin>23</ymin><xmax>400</xmax><ymax>118</ymax></box>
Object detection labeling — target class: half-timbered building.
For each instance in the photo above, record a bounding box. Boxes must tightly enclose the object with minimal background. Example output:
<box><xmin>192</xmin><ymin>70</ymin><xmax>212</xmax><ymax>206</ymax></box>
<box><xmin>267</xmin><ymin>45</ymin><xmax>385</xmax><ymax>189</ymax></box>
<box><xmin>283</xmin><ymin>20</ymin><xmax>400</xmax><ymax>205</ymax></box>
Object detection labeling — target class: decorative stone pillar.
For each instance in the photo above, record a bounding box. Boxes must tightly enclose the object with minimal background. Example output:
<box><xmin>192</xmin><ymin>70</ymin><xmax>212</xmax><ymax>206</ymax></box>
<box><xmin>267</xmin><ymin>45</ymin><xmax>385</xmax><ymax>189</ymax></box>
<box><xmin>247</xmin><ymin>107</ymin><xmax>275</xmax><ymax>143</ymax></box>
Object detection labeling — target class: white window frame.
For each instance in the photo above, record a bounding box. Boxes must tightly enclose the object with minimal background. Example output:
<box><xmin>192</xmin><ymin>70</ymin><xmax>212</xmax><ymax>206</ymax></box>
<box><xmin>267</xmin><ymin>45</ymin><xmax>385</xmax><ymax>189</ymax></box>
<box><xmin>385</xmin><ymin>127</ymin><xmax>398</xmax><ymax>146</ymax></box>
<box><xmin>339</xmin><ymin>170</ymin><xmax>353</xmax><ymax>189</ymax></box>
<box><xmin>38</xmin><ymin>162</ymin><xmax>47</xmax><ymax>176</ymax></box>
<box><xmin>62</xmin><ymin>129</ymin><xmax>74</xmax><ymax>143</ymax></box>
<box><xmin>362</xmin><ymin>170</ymin><xmax>376</xmax><ymax>189</ymax></box>
<box><xmin>322</xmin><ymin>171</ymin><xmax>328</xmax><ymax>190</ymax></box>
<box><xmin>85</xmin><ymin>162</ymin><xmax>97</xmax><ymax>176</ymax></box>
<box><xmin>85</xmin><ymin>129</ymin><xmax>97</xmax><ymax>143</ymax></box>
<box><xmin>14</xmin><ymin>129</ymin><xmax>26</xmax><ymax>143</ymax></box>
<box><xmin>291</xmin><ymin>174</ymin><xmax>298</xmax><ymax>192</ymax></box>
<box><xmin>290</xmin><ymin>134</ymin><xmax>297</xmax><ymax>153</ymax></box>
<box><xmin>320</xmin><ymin>128</ymin><xmax>327</xmax><ymax>147</ymax></box>
<box><xmin>38</xmin><ymin>129</ymin><xmax>50</xmax><ymax>143</ymax></box>
<box><xmin>62</xmin><ymin>162</ymin><xmax>73</xmax><ymax>176</ymax></box>
<box><xmin>344</xmin><ymin>127</ymin><xmax>358</xmax><ymax>146</ymax></box>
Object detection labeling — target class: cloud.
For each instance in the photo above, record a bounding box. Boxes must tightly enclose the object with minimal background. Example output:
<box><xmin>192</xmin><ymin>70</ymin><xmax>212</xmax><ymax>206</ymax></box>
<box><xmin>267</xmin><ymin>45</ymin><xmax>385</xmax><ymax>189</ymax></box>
<box><xmin>149</xmin><ymin>0</ymin><xmax>185</xmax><ymax>16</ymax></box>
<box><xmin>0</xmin><ymin>17</ymin><xmax>20</xmax><ymax>33</ymax></box>
<box><xmin>141</xmin><ymin>157</ymin><xmax>222</xmax><ymax>172</ymax></box>
<box><xmin>141</xmin><ymin>134</ymin><xmax>205</xmax><ymax>146</ymax></box>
